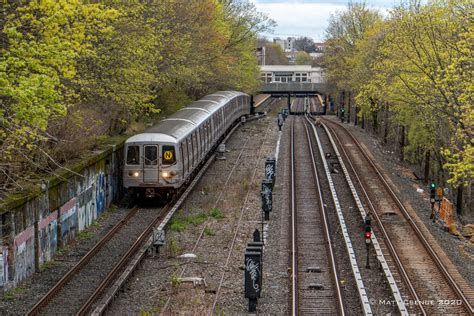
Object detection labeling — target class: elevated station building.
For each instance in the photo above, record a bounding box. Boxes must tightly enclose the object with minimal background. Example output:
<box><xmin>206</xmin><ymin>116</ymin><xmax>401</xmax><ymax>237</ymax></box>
<box><xmin>260</xmin><ymin>65</ymin><xmax>325</xmax><ymax>84</ymax></box>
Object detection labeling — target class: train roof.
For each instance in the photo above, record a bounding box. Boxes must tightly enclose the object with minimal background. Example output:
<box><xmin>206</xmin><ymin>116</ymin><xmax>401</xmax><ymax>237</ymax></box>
<box><xmin>166</xmin><ymin>108</ymin><xmax>210</xmax><ymax>126</ymax></box>
<box><xmin>125</xmin><ymin>133</ymin><xmax>176</xmax><ymax>144</ymax></box>
<box><xmin>125</xmin><ymin>91</ymin><xmax>247</xmax><ymax>144</ymax></box>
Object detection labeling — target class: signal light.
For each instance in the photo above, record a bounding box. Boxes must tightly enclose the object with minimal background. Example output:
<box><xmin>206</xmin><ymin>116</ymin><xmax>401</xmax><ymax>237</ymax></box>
<box><xmin>364</xmin><ymin>215</ymin><xmax>371</xmax><ymax>243</ymax></box>
<box><xmin>430</xmin><ymin>181</ymin><xmax>436</xmax><ymax>203</ymax></box>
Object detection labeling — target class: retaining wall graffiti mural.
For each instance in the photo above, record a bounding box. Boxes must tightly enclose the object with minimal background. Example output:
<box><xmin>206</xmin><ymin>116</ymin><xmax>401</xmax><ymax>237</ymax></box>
<box><xmin>0</xmin><ymin>144</ymin><xmax>123</xmax><ymax>289</ymax></box>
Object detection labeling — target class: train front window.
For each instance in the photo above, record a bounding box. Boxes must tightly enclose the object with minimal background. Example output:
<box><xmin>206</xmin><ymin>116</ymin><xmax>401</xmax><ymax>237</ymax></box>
<box><xmin>126</xmin><ymin>146</ymin><xmax>139</xmax><ymax>165</ymax></box>
<box><xmin>162</xmin><ymin>145</ymin><xmax>176</xmax><ymax>165</ymax></box>
<box><xmin>144</xmin><ymin>145</ymin><xmax>158</xmax><ymax>166</ymax></box>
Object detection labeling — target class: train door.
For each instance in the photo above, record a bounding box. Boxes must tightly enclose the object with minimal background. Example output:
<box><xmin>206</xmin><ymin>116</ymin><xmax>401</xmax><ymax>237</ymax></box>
<box><xmin>143</xmin><ymin>145</ymin><xmax>159</xmax><ymax>183</ymax></box>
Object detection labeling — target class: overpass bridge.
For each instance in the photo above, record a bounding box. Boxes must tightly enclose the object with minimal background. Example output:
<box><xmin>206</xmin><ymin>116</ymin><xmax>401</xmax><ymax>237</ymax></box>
<box><xmin>259</xmin><ymin>82</ymin><xmax>328</xmax><ymax>95</ymax></box>
<box><xmin>258</xmin><ymin>65</ymin><xmax>330</xmax><ymax>113</ymax></box>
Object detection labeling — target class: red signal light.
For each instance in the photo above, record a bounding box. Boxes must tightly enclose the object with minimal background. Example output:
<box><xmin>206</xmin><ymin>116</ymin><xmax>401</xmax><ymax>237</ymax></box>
<box><xmin>364</xmin><ymin>231</ymin><xmax>371</xmax><ymax>239</ymax></box>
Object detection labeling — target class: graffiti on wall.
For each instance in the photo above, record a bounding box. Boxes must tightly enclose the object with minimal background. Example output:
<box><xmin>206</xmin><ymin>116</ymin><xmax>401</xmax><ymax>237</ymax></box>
<box><xmin>13</xmin><ymin>225</ymin><xmax>35</xmax><ymax>284</ymax></box>
<box><xmin>96</xmin><ymin>172</ymin><xmax>106</xmax><ymax>215</ymax></box>
<box><xmin>38</xmin><ymin>211</ymin><xmax>58</xmax><ymax>264</ymax></box>
<box><xmin>77</xmin><ymin>186</ymin><xmax>95</xmax><ymax>231</ymax></box>
<box><xmin>5</xmin><ymin>147</ymin><xmax>121</xmax><ymax>287</ymax></box>
<box><xmin>0</xmin><ymin>247</ymin><xmax>9</xmax><ymax>286</ymax></box>
<box><xmin>60</xmin><ymin>198</ymin><xmax>77</xmax><ymax>244</ymax></box>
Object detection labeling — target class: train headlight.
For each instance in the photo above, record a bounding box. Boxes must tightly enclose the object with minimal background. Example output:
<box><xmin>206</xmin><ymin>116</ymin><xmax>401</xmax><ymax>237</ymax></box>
<box><xmin>161</xmin><ymin>171</ymin><xmax>176</xmax><ymax>179</ymax></box>
<box><xmin>129</xmin><ymin>171</ymin><xmax>140</xmax><ymax>177</ymax></box>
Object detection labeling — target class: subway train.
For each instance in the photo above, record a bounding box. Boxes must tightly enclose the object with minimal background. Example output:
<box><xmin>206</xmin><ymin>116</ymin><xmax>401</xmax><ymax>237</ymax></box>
<box><xmin>123</xmin><ymin>91</ymin><xmax>251</xmax><ymax>199</ymax></box>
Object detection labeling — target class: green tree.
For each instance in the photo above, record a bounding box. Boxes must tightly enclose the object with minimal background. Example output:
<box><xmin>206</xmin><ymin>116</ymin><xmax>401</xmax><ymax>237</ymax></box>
<box><xmin>0</xmin><ymin>0</ymin><xmax>273</xmax><ymax>194</ymax></box>
<box><xmin>0</xmin><ymin>0</ymin><xmax>118</xmax><ymax>190</ymax></box>
<box><xmin>264</xmin><ymin>43</ymin><xmax>288</xmax><ymax>65</ymax></box>
<box><xmin>295</xmin><ymin>51</ymin><xmax>312</xmax><ymax>65</ymax></box>
<box><xmin>294</xmin><ymin>37</ymin><xmax>316</xmax><ymax>53</ymax></box>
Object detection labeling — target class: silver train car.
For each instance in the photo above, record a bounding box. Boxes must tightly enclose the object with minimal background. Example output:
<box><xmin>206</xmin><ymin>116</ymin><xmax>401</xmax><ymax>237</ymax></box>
<box><xmin>123</xmin><ymin>91</ymin><xmax>251</xmax><ymax>199</ymax></box>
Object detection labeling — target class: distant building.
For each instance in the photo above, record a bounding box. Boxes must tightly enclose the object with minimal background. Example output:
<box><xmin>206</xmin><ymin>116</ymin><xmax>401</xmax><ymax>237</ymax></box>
<box><xmin>314</xmin><ymin>42</ymin><xmax>325</xmax><ymax>53</ymax></box>
<box><xmin>256</xmin><ymin>46</ymin><xmax>266</xmax><ymax>65</ymax></box>
<box><xmin>310</xmin><ymin>42</ymin><xmax>325</xmax><ymax>59</ymax></box>
<box><xmin>285</xmin><ymin>49</ymin><xmax>297</xmax><ymax>64</ymax></box>
<box><xmin>260</xmin><ymin>65</ymin><xmax>325</xmax><ymax>84</ymax></box>
<box><xmin>274</xmin><ymin>37</ymin><xmax>296</xmax><ymax>52</ymax></box>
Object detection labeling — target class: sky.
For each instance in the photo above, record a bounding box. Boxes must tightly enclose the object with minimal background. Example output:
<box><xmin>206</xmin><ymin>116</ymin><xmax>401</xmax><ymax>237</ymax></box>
<box><xmin>250</xmin><ymin>0</ymin><xmax>396</xmax><ymax>42</ymax></box>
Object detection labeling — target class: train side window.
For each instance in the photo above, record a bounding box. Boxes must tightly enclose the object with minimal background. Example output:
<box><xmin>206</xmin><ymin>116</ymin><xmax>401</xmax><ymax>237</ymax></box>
<box><xmin>126</xmin><ymin>145</ymin><xmax>140</xmax><ymax>165</ymax></box>
<box><xmin>206</xmin><ymin>119</ymin><xmax>211</xmax><ymax>150</ymax></box>
<box><xmin>188</xmin><ymin>136</ymin><xmax>194</xmax><ymax>166</ymax></box>
<box><xmin>221</xmin><ymin>110</ymin><xmax>224</xmax><ymax>131</ymax></box>
<box><xmin>185</xmin><ymin>141</ymin><xmax>189</xmax><ymax>172</ymax></box>
<box><xmin>162</xmin><ymin>145</ymin><xmax>176</xmax><ymax>165</ymax></box>
<box><xmin>196</xmin><ymin>129</ymin><xmax>201</xmax><ymax>159</ymax></box>
<box><xmin>200</xmin><ymin>126</ymin><xmax>205</xmax><ymax>154</ymax></box>
<box><xmin>144</xmin><ymin>145</ymin><xmax>158</xmax><ymax>166</ymax></box>
<box><xmin>192</xmin><ymin>132</ymin><xmax>197</xmax><ymax>164</ymax></box>
<box><xmin>180</xmin><ymin>142</ymin><xmax>186</xmax><ymax>175</ymax></box>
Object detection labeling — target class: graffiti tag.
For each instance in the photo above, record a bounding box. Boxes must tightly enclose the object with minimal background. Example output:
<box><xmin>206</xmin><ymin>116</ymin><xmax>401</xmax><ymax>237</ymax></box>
<box><xmin>246</xmin><ymin>258</ymin><xmax>260</xmax><ymax>292</ymax></box>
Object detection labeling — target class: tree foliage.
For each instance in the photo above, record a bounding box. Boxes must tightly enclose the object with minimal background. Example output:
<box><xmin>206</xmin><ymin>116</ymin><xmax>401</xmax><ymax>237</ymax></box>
<box><xmin>264</xmin><ymin>43</ymin><xmax>289</xmax><ymax>65</ymax></box>
<box><xmin>295</xmin><ymin>51</ymin><xmax>312</xmax><ymax>65</ymax></box>
<box><xmin>322</xmin><ymin>0</ymin><xmax>473</xmax><ymax>187</ymax></box>
<box><xmin>0</xmin><ymin>0</ymin><xmax>273</xmax><ymax>194</ymax></box>
<box><xmin>294</xmin><ymin>37</ymin><xmax>316</xmax><ymax>53</ymax></box>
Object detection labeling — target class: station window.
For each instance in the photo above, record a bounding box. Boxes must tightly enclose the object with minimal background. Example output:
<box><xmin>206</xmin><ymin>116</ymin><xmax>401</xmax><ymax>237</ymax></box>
<box><xmin>126</xmin><ymin>145</ymin><xmax>140</xmax><ymax>165</ymax></box>
<box><xmin>162</xmin><ymin>145</ymin><xmax>176</xmax><ymax>165</ymax></box>
<box><xmin>144</xmin><ymin>145</ymin><xmax>158</xmax><ymax>166</ymax></box>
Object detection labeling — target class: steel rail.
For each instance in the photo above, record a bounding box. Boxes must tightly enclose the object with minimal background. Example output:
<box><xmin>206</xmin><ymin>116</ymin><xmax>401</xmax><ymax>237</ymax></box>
<box><xmin>77</xmin><ymin>205</ymin><xmax>171</xmax><ymax>315</ymax></box>
<box><xmin>323</xmin><ymin>118</ymin><xmax>473</xmax><ymax>315</ymax></box>
<box><xmin>320</xmin><ymin>121</ymin><xmax>420</xmax><ymax>315</ymax></box>
<box><xmin>91</xmin><ymin>146</ymin><xmax>219</xmax><ymax>315</ymax></box>
<box><xmin>26</xmin><ymin>206</ymin><xmax>140</xmax><ymax>316</ymax></box>
<box><xmin>302</xmin><ymin>117</ymin><xmax>345</xmax><ymax>315</ymax></box>
<box><xmin>86</xmin><ymin>117</ymin><xmax>256</xmax><ymax>315</ymax></box>
<box><xmin>290</xmin><ymin>117</ymin><xmax>297</xmax><ymax>315</ymax></box>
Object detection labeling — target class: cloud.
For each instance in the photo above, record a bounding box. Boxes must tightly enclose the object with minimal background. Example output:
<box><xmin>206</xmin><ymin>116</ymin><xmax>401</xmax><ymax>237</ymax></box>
<box><xmin>251</xmin><ymin>0</ymin><xmax>392</xmax><ymax>41</ymax></box>
<box><xmin>253</xmin><ymin>2</ymin><xmax>345</xmax><ymax>41</ymax></box>
<box><xmin>253</xmin><ymin>0</ymin><xmax>396</xmax><ymax>7</ymax></box>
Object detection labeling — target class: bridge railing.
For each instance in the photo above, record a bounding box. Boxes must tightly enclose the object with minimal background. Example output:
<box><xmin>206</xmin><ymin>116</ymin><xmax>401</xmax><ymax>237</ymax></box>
<box><xmin>259</xmin><ymin>82</ymin><xmax>327</xmax><ymax>93</ymax></box>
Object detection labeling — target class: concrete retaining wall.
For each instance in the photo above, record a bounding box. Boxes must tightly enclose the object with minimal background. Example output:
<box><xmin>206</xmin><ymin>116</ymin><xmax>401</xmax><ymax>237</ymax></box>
<box><xmin>0</xmin><ymin>144</ymin><xmax>124</xmax><ymax>289</ymax></box>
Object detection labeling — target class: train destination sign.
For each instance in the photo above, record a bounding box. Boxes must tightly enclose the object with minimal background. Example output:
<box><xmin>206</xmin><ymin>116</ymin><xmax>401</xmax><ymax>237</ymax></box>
<box><xmin>163</xmin><ymin>151</ymin><xmax>173</xmax><ymax>160</ymax></box>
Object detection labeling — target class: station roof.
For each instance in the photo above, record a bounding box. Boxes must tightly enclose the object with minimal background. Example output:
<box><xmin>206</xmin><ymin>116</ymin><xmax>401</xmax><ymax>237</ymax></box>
<box><xmin>260</xmin><ymin>65</ymin><xmax>323</xmax><ymax>72</ymax></box>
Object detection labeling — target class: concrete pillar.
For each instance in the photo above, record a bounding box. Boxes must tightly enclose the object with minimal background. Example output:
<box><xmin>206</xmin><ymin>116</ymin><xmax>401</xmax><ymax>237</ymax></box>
<box><xmin>250</xmin><ymin>95</ymin><xmax>255</xmax><ymax>114</ymax></box>
<box><xmin>287</xmin><ymin>93</ymin><xmax>291</xmax><ymax>113</ymax></box>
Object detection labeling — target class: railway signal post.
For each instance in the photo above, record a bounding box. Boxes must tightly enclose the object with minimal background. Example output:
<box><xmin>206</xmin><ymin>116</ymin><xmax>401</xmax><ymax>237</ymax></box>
<box><xmin>244</xmin><ymin>248</ymin><xmax>262</xmax><ymax>312</ymax></box>
<box><xmin>364</xmin><ymin>214</ymin><xmax>372</xmax><ymax>269</ymax></box>
<box><xmin>430</xmin><ymin>181</ymin><xmax>436</xmax><ymax>220</ymax></box>
<box><xmin>265</xmin><ymin>157</ymin><xmax>276</xmax><ymax>186</ymax></box>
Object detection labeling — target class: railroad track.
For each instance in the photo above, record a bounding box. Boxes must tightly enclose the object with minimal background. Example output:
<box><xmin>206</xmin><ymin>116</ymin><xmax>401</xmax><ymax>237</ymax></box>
<box><xmin>322</xmin><ymin>117</ymin><xmax>474</xmax><ymax>315</ymax></box>
<box><xmin>313</xmin><ymin>117</ymin><xmax>411</xmax><ymax>315</ymax></box>
<box><xmin>290</xmin><ymin>97</ymin><xmax>305</xmax><ymax>114</ymax></box>
<box><xmin>27</xmin><ymin>115</ymin><xmax>261</xmax><ymax>315</ymax></box>
<box><xmin>289</xmin><ymin>116</ymin><xmax>344</xmax><ymax>314</ymax></box>
<box><xmin>27</xmin><ymin>206</ymin><xmax>165</xmax><ymax>315</ymax></box>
